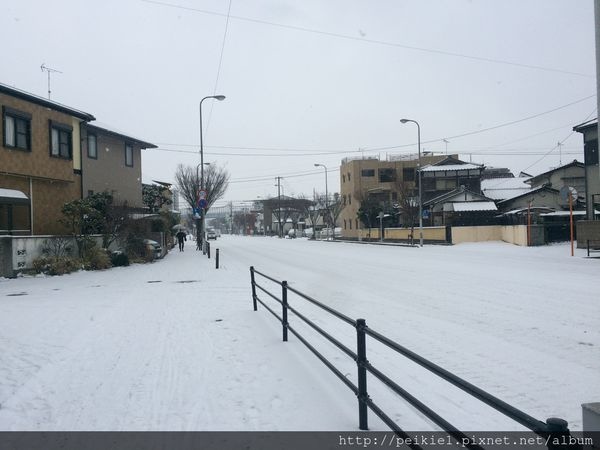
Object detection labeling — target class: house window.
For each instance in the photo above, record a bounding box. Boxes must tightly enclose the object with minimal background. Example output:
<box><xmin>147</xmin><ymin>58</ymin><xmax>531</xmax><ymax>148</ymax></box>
<box><xmin>403</xmin><ymin>167</ymin><xmax>415</xmax><ymax>181</ymax></box>
<box><xmin>344</xmin><ymin>219</ymin><xmax>347</xmax><ymax>229</ymax></box>
<box><xmin>125</xmin><ymin>144</ymin><xmax>133</xmax><ymax>167</ymax></box>
<box><xmin>348</xmin><ymin>172</ymin><xmax>351</xmax><ymax>181</ymax></box>
<box><xmin>349</xmin><ymin>220</ymin><xmax>352</xmax><ymax>230</ymax></box>
<box><xmin>342</xmin><ymin>174</ymin><xmax>346</xmax><ymax>183</ymax></box>
<box><xmin>379</xmin><ymin>168</ymin><xmax>396</xmax><ymax>182</ymax></box>
<box><xmin>3</xmin><ymin>107</ymin><xmax>31</xmax><ymax>150</ymax></box>
<box><xmin>349</xmin><ymin>194</ymin><xmax>352</xmax><ymax>205</ymax></box>
<box><xmin>50</xmin><ymin>122</ymin><xmax>73</xmax><ymax>159</ymax></box>
<box><xmin>361</xmin><ymin>169</ymin><xmax>375</xmax><ymax>177</ymax></box>
<box><xmin>87</xmin><ymin>134</ymin><xmax>97</xmax><ymax>159</ymax></box>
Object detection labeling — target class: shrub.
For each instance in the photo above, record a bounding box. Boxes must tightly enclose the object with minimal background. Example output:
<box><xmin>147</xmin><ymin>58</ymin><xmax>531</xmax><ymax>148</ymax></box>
<box><xmin>83</xmin><ymin>247</ymin><xmax>112</xmax><ymax>271</ymax></box>
<box><xmin>110</xmin><ymin>251</ymin><xmax>130</xmax><ymax>267</ymax></box>
<box><xmin>32</xmin><ymin>256</ymin><xmax>80</xmax><ymax>276</ymax></box>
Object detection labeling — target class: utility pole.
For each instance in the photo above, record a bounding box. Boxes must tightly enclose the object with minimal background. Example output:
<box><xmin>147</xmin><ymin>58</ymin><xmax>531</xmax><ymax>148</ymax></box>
<box><xmin>40</xmin><ymin>64</ymin><xmax>62</xmax><ymax>100</ymax></box>
<box><xmin>276</xmin><ymin>177</ymin><xmax>283</xmax><ymax>238</ymax></box>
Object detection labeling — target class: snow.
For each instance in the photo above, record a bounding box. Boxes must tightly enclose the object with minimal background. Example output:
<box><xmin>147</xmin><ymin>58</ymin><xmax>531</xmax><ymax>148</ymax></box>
<box><xmin>0</xmin><ymin>237</ymin><xmax>598</xmax><ymax>432</ymax></box>
<box><xmin>451</xmin><ymin>201</ymin><xmax>497</xmax><ymax>212</ymax></box>
<box><xmin>481</xmin><ymin>177</ymin><xmax>532</xmax><ymax>201</ymax></box>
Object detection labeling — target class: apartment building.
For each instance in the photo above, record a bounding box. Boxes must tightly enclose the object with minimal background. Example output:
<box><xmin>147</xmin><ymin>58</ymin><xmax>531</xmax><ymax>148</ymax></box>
<box><xmin>338</xmin><ymin>153</ymin><xmax>451</xmax><ymax>238</ymax></box>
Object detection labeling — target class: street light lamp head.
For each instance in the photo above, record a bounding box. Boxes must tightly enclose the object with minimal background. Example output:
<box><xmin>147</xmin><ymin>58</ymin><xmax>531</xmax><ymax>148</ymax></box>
<box><xmin>214</xmin><ymin>95</ymin><xmax>226</xmax><ymax>101</ymax></box>
<box><xmin>400</xmin><ymin>119</ymin><xmax>410</xmax><ymax>123</ymax></box>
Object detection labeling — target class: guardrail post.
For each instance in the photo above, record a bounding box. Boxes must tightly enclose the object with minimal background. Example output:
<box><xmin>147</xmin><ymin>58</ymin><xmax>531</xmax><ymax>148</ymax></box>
<box><xmin>282</xmin><ymin>281</ymin><xmax>289</xmax><ymax>342</ymax></box>
<box><xmin>215</xmin><ymin>248</ymin><xmax>219</xmax><ymax>269</ymax></box>
<box><xmin>250</xmin><ymin>266</ymin><xmax>257</xmax><ymax>311</ymax></box>
<box><xmin>546</xmin><ymin>417</ymin><xmax>577</xmax><ymax>449</ymax></box>
<box><xmin>356</xmin><ymin>318</ymin><xmax>369</xmax><ymax>430</ymax></box>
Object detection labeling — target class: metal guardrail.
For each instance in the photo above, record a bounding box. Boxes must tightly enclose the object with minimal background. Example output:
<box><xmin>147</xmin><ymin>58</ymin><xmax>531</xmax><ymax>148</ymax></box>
<box><xmin>249</xmin><ymin>266</ymin><xmax>578</xmax><ymax>450</ymax></box>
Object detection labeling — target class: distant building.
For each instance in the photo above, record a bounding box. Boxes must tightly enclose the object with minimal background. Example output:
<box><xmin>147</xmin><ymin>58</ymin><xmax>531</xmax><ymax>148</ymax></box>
<box><xmin>338</xmin><ymin>153</ymin><xmax>451</xmax><ymax>238</ymax></box>
<box><xmin>481</xmin><ymin>167</ymin><xmax>515</xmax><ymax>180</ymax></box>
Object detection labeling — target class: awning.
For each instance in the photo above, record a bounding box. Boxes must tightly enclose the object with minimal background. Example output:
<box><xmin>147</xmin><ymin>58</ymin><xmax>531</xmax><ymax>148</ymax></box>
<box><xmin>0</xmin><ymin>188</ymin><xmax>30</xmax><ymax>205</ymax></box>
<box><xmin>451</xmin><ymin>201</ymin><xmax>498</xmax><ymax>212</ymax></box>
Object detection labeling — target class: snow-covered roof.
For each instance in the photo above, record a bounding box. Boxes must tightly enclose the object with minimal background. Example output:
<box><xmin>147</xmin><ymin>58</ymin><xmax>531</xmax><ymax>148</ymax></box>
<box><xmin>540</xmin><ymin>210</ymin><xmax>589</xmax><ymax>217</ymax></box>
<box><xmin>0</xmin><ymin>82</ymin><xmax>95</xmax><ymax>121</ymax></box>
<box><xmin>481</xmin><ymin>177</ymin><xmax>532</xmax><ymax>201</ymax></box>
<box><xmin>451</xmin><ymin>201</ymin><xmax>497</xmax><ymax>212</ymax></box>
<box><xmin>421</xmin><ymin>163</ymin><xmax>482</xmax><ymax>172</ymax></box>
<box><xmin>86</xmin><ymin>121</ymin><xmax>157</xmax><ymax>149</ymax></box>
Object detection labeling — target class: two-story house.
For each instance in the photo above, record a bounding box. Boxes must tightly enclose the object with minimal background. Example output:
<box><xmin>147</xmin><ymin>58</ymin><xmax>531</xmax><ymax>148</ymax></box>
<box><xmin>1</xmin><ymin>83</ymin><xmax>157</xmax><ymax>236</ymax></box>
<box><xmin>1</xmin><ymin>83</ymin><xmax>95</xmax><ymax>235</ymax></box>
<box><xmin>81</xmin><ymin>122</ymin><xmax>157</xmax><ymax>209</ymax></box>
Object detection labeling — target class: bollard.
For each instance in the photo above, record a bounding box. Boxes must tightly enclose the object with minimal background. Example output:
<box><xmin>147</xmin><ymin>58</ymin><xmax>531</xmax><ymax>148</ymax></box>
<box><xmin>216</xmin><ymin>248</ymin><xmax>219</xmax><ymax>269</ymax></box>
<box><xmin>207</xmin><ymin>242</ymin><xmax>211</xmax><ymax>259</ymax></box>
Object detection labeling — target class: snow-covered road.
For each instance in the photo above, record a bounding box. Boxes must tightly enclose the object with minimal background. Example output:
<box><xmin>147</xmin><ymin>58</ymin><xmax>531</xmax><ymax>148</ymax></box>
<box><xmin>0</xmin><ymin>236</ymin><xmax>598</xmax><ymax>432</ymax></box>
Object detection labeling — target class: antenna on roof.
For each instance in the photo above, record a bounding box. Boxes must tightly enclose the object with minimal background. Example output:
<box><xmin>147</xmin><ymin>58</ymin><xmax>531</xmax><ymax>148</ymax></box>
<box><xmin>442</xmin><ymin>138</ymin><xmax>449</xmax><ymax>155</ymax></box>
<box><xmin>557</xmin><ymin>141</ymin><xmax>562</xmax><ymax>165</ymax></box>
<box><xmin>40</xmin><ymin>63</ymin><xmax>63</xmax><ymax>100</ymax></box>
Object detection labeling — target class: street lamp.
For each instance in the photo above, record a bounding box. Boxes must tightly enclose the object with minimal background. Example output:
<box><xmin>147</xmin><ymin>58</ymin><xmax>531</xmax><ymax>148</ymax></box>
<box><xmin>400</xmin><ymin>118</ymin><xmax>423</xmax><ymax>247</ymax></box>
<box><xmin>199</xmin><ymin>95</ymin><xmax>226</xmax><ymax>246</ymax></box>
<box><xmin>314</xmin><ymin>163</ymin><xmax>330</xmax><ymax>238</ymax></box>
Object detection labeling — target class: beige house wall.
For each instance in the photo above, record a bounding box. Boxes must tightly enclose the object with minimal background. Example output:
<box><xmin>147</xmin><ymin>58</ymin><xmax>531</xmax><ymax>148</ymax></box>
<box><xmin>1</xmin><ymin>92</ymin><xmax>85</xmax><ymax>235</ymax></box>
<box><xmin>81</xmin><ymin>126</ymin><xmax>144</xmax><ymax>208</ymax></box>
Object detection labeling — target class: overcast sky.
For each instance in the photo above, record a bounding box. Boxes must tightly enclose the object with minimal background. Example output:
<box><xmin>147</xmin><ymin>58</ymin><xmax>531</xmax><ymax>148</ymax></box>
<box><xmin>1</xmin><ymin>0</ymin><xmax>596</xmax><ymax>206</ymax></box>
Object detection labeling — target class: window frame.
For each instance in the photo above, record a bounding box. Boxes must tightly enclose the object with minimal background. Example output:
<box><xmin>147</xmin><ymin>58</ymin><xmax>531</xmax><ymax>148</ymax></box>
<box><xmin>87</xmin><ymin>133</ymin><xmax>98</xmax><ymax>159</ymax></box>
<box><xmin>3</xmin><ymin>106</ymin><xmax>32</xmax><ymax>151</ymax></box>
<box><xmin>125</xmin><ymin>143</ymin><xmax>134</xmax><ymax>167</ymax></box>
<box><xmin>361</xmin><ymin>169</ymin><xmax>375</xmax><ymax>177</ymax></box>
<box><xmin>49</xmin><ymin>121</ymin><xmax>73</xmax><ymax>159</ymax></box>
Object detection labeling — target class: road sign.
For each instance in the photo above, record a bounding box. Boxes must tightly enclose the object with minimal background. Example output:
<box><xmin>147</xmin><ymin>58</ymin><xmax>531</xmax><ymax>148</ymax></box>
<box><xmin>198</xmin><ymin>190</ymin><xmax>207</xmax><ymax>200</ymax></box>
<box><xmin>560</xmin><ymin>186</ymin><xmax>577</xmax><ymax>203</ymax></box>
<box><xmin>198</xmin><ymin>199</ymin><xmax>208</xmax><ymax>209</ymax></box>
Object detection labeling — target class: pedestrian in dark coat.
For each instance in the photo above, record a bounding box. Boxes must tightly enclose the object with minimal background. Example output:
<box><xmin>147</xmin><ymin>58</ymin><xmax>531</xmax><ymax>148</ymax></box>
<box><xmin>176</xmin><ymin>230</ymin><xmax>187</xmax><ymax>251</ymax></box>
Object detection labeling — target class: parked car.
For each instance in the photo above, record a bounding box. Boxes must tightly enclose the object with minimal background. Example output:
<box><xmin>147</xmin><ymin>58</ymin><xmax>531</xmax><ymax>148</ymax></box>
<box><xmin>206</xmin><ymin>228</ymin><xmax>217</xmax><ymax>240</ymax></box>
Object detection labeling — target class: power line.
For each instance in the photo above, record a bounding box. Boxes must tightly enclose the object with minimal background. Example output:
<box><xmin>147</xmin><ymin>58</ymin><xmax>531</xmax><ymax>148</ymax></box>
<box><xmin>141</xmin><ymin>0</ymin><xmax>593</xmax><ymax>78</ymax></box>
<box><xmin>519</xmin><ymin>108</ymin><xmax>597</xmax><ymax>173</ymax></box>
<box><xmin>151</xmin><ymin>94</ymin><xmax>596</xmax><ymax>157</ymax></box>
<box><xmin>204</xmin><ymin>0</ymin><xmax>232</xmax><ymax>140</ymax></box>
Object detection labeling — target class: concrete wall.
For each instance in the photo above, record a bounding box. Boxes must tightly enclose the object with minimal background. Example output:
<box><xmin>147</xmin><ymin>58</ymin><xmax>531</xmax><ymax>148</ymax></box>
<box><xmin>451</xmin><ymin>225</ymin><xmax>537</xmax><ymax>246</ymax></box>
<box><xmin>577</xmin><ymin>220</ymin><xmax>600</xmax><ymax>248</ymax></box>
<box><xmin>385</xmin><ymin>226</ymin><xmax>446</xmax><ymax>241</ymax></box>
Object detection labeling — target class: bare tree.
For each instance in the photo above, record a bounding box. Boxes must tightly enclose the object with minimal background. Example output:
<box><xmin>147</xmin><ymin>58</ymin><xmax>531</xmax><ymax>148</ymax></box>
<box><xmin>328</xmin><ymin>192</ymin><xmax>344</xmax><ymax>239</ymax></box>
<box><xmin>394</xmin><ymin>180</ymin><xmax>418</xmax><ymax>245</ymax></box>
<box><xmin>175</xmin><ymin>163</ymin><xmax>230</xmax><ymax>242</ymax></box>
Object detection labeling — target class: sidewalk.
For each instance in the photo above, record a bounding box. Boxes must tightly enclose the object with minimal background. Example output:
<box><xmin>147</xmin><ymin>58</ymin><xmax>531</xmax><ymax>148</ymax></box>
<box><xmin>0</xmin><ymin>243</ymin><xmax>355</xmax><ymax>431</ymax></box>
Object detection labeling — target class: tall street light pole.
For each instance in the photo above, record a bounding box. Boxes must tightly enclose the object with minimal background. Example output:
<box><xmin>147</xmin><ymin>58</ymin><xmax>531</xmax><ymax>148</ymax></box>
<box><xmin>199</xmin><ymin>95</ymin><xmax>226</xmax><ymax>246</ymax></box>
<box><xmin>314</xmin><ymin>163</ymin><xmax>329</xmax><ymax>237</ymax></box>
<box><xmin>400</xmin><ymin>118</ymin><xmax>423</xmax><ymax>247</ymax></box>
